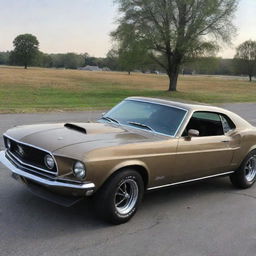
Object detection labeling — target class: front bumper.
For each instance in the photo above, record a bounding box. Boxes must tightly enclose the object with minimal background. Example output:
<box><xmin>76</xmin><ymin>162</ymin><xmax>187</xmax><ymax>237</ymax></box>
<box><xmin>0</xmin><ymin>150</ymin><xmax>96</xmax><ymax>203</ymax></box>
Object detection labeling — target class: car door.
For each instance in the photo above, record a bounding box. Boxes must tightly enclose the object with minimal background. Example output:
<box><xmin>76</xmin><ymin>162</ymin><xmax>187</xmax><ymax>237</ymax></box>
<box><xmin>173</xmin><ymin>111</ymin><xmax>241</xmax><ymax>182</ymax></box>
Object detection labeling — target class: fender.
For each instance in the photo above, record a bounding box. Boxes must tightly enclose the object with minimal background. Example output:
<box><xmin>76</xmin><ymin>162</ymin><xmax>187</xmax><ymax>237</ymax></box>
<box><xmin>110</xmin><ymin>159</ymin><xmax>150</xmax><ymax>177</ymax></box>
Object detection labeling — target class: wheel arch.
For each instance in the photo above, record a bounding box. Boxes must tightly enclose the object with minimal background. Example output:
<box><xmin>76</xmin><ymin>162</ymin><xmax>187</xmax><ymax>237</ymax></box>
<box><xmin>247</xmin><ymin>146</ymin><xmax>256</xmax><ymax>155</ymax></box>
<box><xmin>236</xmin><ymin>146</ymin><xmax>256</xmax><ymax>169</ymax></box>
<box><xmin>107</xmin><ymin>160</ymin><xmax>150</xmax><ymax>189</ymax></box>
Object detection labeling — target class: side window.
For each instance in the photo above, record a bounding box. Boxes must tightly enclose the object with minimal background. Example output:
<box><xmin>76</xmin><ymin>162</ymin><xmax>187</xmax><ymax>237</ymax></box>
<box><xmin>219</xmin><ymin>115</ymin><xmax>236</xmax><ymax>134</ymax></box>
<box><xmin>183</xmin><ymin>111</ymin><xmax>224</xmax><ymax>137</ymax></box>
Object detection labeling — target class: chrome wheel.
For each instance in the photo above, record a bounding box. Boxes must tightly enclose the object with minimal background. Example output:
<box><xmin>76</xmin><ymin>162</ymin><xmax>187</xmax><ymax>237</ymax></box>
<box><xmin>115</xmin><ymin>179</ymin><xmax>139</xmax><ymax>215</ymax></box>
<box><xmin>245</xmin><ymin>156</ymin><xmax>256</xmax><ymax>182</ymax></box>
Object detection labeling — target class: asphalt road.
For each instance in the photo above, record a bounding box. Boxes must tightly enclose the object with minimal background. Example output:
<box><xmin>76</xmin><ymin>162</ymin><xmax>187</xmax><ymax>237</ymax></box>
<box><xmin>0</xmin><ymin>104</ymin><xmax>256</xmax><ymax>256</ymax></box>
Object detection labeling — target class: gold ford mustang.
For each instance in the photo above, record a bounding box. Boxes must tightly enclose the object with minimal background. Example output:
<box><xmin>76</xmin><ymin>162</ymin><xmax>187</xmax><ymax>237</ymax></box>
<box><xmin>1</xmin><ymin>97</ymin><xmax>256</xmax><ymax>224</ymax></box>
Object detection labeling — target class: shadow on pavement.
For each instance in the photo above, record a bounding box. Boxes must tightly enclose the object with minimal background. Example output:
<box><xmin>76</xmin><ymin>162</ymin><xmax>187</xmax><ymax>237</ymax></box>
<box><xmin>1</xmin><ymin>176</ymin><xmax>234</xmax><ymax>238</ymax></box>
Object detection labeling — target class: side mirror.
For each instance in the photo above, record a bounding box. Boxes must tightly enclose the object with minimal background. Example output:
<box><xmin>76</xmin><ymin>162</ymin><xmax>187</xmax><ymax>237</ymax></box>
<box><xmin>188</xmin><ymin>129</ymin><xmax>199</xmax><ymax>137</ymax></box>
<box><xmin>101</xmin><ymin>112</ymin><xmax>106</xmax><ymax>117</ymax></box>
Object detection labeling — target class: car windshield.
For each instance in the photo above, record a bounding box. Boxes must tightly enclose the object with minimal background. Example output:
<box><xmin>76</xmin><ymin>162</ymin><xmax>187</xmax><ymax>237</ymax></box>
<box><xmin>100</xmin><ymin>99</ymin><xmax>187</xmax><ymax>136</ymax></box>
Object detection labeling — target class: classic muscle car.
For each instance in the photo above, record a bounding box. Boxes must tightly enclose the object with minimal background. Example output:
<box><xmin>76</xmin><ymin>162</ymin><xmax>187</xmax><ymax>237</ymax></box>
<box><xmin>1</xmin><ymin>97</ymin><xmax>256</xmax><ymax>224</ymax></box>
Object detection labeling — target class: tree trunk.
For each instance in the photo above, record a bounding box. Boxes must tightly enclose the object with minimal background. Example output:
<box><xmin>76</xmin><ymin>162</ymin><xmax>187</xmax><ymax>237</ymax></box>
<box><xmin>168</xmin><ymin>64</ymin><xmax>180</xmax><ymax>91</ymax></box>
<box><xmin>249</xmin><ymin>74</ymin><xmax>252</xmax><ymax>82</ymax></box>
<box><xmin>24</xmin><ymin>64</ymin><xmax>28</xmax><ymax>69</ymax></box>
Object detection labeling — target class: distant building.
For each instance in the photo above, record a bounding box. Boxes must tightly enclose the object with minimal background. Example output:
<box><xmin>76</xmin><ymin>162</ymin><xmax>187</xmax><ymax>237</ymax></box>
<box><xmin>78</xmin><ymin>65</ymin><xmax>102</xmax><ymax>71</ymax></box>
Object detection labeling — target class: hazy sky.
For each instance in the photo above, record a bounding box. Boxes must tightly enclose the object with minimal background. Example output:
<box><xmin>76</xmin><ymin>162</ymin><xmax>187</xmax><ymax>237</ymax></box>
<box><xmin>0</xmin><ymin>0</ymin><xmax>255</xmax><ymax>58</ymax></box>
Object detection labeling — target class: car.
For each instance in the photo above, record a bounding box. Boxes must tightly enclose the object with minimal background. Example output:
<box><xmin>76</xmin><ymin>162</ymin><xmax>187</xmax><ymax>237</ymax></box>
<box><xmin>1</xmin><ymin>97</ymin><xmax>256</xmax><ymax>224</ymax></box>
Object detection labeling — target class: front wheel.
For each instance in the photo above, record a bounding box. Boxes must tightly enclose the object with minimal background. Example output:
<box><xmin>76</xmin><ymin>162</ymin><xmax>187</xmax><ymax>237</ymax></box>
<box><xmin>230</xmin><ymin>150</ymin><xmax>256</xmax><ymax>189</ymax></box>
<box><xmin>94</xmin><ymin>169</ymin><xmax>144</xmax><ymax>224</ymax></box>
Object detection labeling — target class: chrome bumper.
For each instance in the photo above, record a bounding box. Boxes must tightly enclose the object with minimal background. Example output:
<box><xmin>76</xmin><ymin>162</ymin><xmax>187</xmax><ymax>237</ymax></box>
<box><xmin>0</xmin><ymin>150</ymin><xmax>95</xmax><ymax>192</ymax></box>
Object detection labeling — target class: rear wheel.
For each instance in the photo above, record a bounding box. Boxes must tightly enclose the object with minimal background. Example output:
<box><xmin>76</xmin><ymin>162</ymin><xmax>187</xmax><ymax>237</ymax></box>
<box><xmin>94</xmin><ymin>169</ymin><xmax>144</xmax><ymax>224</ymax></box>
<box><xmin>230</xmin><ymin>150</ymin><xmax>256</xmax><ymax>189</ymax></box>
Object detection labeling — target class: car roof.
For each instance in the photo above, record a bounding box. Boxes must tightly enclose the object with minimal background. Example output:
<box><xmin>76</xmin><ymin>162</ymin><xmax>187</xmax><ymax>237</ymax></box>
<box><xmin>127</xmin><ymin>96</ymin><xmax>224</xmax><ymax>112</ymax></box>
<box><xmin>126</xmin><ymin>97</ymin><xmax>253</xmax><ymax>129</ymax></box>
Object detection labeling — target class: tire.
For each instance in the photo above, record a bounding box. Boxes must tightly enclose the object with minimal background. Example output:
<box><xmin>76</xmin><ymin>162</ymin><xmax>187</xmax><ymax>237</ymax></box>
<box><xmin>94</xmin><ymin>169</ymin><xmax>144</xmax><ymax>224</ymax></box>
<box><xmin>230</xmin><ymin>150</ymin><xmax>256</xmax><ymax>189</ymax></box>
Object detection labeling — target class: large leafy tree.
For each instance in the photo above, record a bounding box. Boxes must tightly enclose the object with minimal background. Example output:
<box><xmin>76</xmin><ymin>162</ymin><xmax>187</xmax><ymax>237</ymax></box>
<box><xmin>118</xmin><ymin>39</ymin><xmax>151</xmax><ymax>74</ymax></box>
<box><xmin>12</xmin><ymin>34</ymin><xmax>39</xmax><ymax>69</ymax></box>
<box><xmin>112</xmin><ymin>0</ymin><xmax>238</xmax><ymax>91</ymax></box>
<box><xmin>233</xmin><ymin>40</ymin><xmax>256</xmax><ymax>82</ymax></box>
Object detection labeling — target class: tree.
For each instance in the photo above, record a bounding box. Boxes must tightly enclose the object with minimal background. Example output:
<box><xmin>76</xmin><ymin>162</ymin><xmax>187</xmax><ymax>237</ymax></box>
<box><xmin>12</xmin><ymin>34</ymin><xmax>39</xmax><ymax>69</ymax></box>
<box><xmin>0</xmin><ymin>51</ymin><xmax>10</xmax><ymax>65</ymax></box>
<box><xmin>233</xmin><ymin>40</ymin><xmax>256</xmax><ymax>82</ymax></box>
<box><xmin>39</xmin><ymin>53</ymin><xmax>53</xmax><ymax>68</ymax></box>
<box><xmin>84</xmin><ymin>54</ymin><xmax>98</xmax><ymax>66</ymax></box>
<box><xmin>112</xmin><ymin>0</ymin><xmax>238</xmax><ymax>91</ymax></box>
<box><xmin>63</xmin><ymin>53</ymin><xmax>84</xmax><ymax>69</ymax></box>
<box><xmin>118</xmin><ymin>40</ymin><xmax>151</xmax><ymax>74</ymax></box>
<box><xmin>105</xmin><ymin>49</ymin><xmax>120</xmax><ymax>70</ymax></box>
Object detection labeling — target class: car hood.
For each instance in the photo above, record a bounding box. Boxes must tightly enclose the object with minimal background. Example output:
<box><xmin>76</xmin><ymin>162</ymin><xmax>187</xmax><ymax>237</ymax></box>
<box><xmin>5</xmin><ymin>122</ymin><xmax>161</xmax><ymax>154</ymax></box>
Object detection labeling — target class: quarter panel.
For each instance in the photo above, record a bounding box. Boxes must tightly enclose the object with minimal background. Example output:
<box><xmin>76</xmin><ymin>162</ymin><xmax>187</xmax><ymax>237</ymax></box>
<box><xmin>232</xmin><ymin>129</ymin><xmax>256</xmax><ymax>167</ymax></box>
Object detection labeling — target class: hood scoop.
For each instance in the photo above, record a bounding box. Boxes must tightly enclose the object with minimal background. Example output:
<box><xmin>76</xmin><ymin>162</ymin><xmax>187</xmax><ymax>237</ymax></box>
<box><xmin>64</xmin><ymin>123</ymin><xmax>87</xmax><ymax>134</ymax></box>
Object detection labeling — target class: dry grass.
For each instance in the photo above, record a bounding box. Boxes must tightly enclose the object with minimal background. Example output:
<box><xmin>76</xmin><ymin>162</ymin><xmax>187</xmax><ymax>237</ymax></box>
<box><xmin>0</xmin><ymin>66</ymin><xmax>255</xmax><ymax>113</ymax></box>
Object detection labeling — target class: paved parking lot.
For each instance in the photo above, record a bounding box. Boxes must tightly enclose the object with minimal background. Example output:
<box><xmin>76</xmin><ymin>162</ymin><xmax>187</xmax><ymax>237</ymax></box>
<box><xmin>0</xmin><ymin>104</ymin><xmax>256</xmax><ymax>256</ymax></box>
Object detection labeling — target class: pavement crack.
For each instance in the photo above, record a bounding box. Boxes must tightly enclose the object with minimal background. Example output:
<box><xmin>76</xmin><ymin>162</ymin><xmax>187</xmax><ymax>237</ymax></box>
<box><xmin>127</xmin><ymin>219</ymin><xmax>162</xmax><ymax>236</ymax></box>
<box><xmin>226</xmin><ymin>191</ymin><xmax>256</xmax><ymax>200</ymax></box>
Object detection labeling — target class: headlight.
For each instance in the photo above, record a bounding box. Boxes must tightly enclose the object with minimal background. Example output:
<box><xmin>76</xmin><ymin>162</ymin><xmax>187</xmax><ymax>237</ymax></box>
<box><xmin>44</xmin><ymin>154</ymin><xmax>55</xmax><ymax>170</ymax></box>
<box><xmin>6</xmin><ymin>138</ymin><xmax>11</xmax><ymax>149</ymax></box>
<box><xmin>73</xmin><ymin>161</ymin><xmax>86</xmax><ymax>179</ymax></box>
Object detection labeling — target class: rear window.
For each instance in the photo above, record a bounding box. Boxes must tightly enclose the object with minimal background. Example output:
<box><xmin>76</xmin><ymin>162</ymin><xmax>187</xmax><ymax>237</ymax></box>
<box><xmin>220</xmin><ymin>114</ymin><xmax>236</xmax><ymax>133</ymax></box>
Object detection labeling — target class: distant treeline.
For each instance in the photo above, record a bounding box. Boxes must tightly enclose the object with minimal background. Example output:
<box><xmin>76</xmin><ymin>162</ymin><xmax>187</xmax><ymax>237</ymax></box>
<box><xmin>0</xmin><ymin>51</ymin><xmax>242</xmax><ymax>76</ymax></box>
<box><xmin>0</xmin><ymin>51</ymin><xmax>119</xmax><ymax>71</ymax></box>
<box><xmin>182</xmin><ymin>57</ymin><xmax>236</xmax><ymax>76</ymax></box>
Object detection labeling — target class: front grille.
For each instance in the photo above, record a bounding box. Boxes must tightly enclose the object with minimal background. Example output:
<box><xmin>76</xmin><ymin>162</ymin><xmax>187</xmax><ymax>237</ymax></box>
<box><xmin>4</xmin><ymin>136</ymin><xmax>57</xmax><ymax>175</ymax></box>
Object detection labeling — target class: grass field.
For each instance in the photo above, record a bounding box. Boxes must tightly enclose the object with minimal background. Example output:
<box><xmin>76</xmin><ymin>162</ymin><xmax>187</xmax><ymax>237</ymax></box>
<box><xmin>0</xmin><ymin>66</ymin><xmax>255</xmax><ymax>113</ymax></box>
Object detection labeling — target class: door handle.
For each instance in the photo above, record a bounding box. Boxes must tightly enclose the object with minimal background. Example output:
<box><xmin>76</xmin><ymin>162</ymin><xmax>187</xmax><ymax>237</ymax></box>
<box><xmin>221</xmin><ymin>140</ymin><xmax>230</xmax><ymax>143</ymax></box>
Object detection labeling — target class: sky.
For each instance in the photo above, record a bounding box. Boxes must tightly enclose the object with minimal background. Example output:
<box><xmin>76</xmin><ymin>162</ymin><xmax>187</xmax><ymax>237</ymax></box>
<box><xmin>0</xmin><ymin>0</ymin><xmax>255</xmax><ymax>58</ymax></box>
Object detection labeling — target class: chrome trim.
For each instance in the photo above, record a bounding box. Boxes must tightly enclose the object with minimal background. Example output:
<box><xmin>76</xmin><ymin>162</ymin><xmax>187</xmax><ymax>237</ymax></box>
<box><xmin>174</xmin><ymin>110</ymin><xmax>189</xmax><ymax>137</ymax></box>
<box><xmin>177</xmin><ymin>111</ymin><xmax>194</xmax><ymax>138</ymax></box>
<box><xmin>3</xmin><ymin>134</ymin><xmax>59</xmax><ymax>174</ymax></box>
<box><xmin>127</xmin><ymin>98</ymin><xmax>189</xmax><ymax>112</ymax></box>
<box><xmin>178</xmin><ymin>110</ymin><xmax>238</xmax><ymax>139</ymax></box>
<box><xmin>147</xmin><ymin>171</ymin><xmax>235</xmax><ymax>191</ymax></box>
<box><xmin>176</xmin><ymin>147</ymin><xmax>240</xmax><ymax>155</ymax></box>
<box><xmin>0</xmin><ymin>150</ymin><xmax>95</xmax><ymax>191</ymax></box>
<box><xmin>7</xmin><ymin>151</ymin><xmax>57</xmax><ymax>175</ymax></box>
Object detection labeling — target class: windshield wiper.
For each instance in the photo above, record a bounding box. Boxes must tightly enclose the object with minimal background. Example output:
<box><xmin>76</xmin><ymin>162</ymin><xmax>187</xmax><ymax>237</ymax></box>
<box><xmin>128</xmin><ymin>121</ymin><xmax>155</xmax><ymax>132</ymax></box>
<box><xmin>101</xmin><ymin>116</ymin><xmax>120</xmax><ymax>125</ymax></box>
